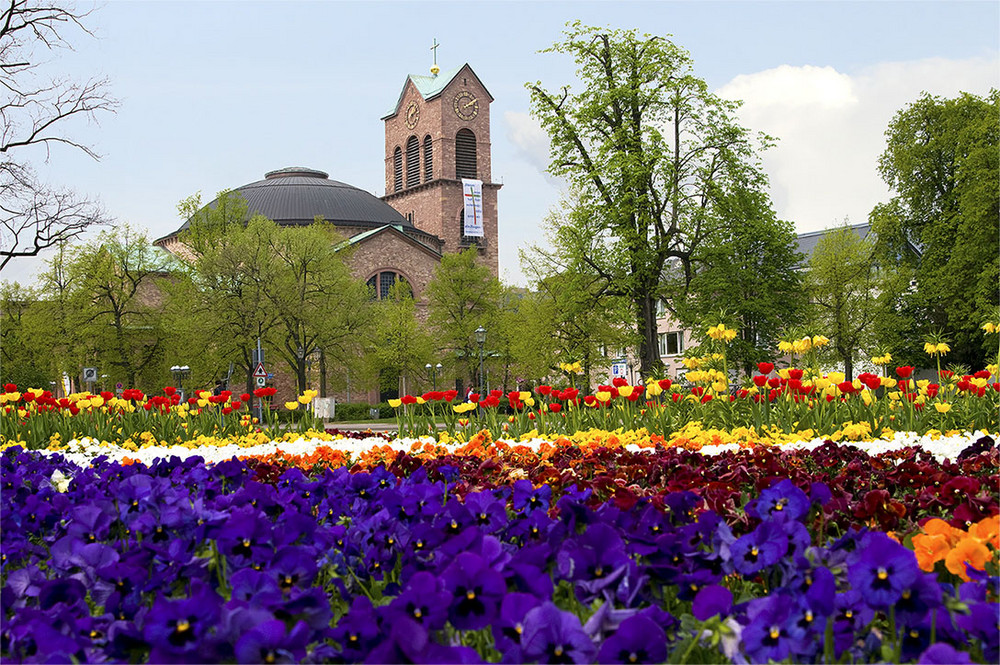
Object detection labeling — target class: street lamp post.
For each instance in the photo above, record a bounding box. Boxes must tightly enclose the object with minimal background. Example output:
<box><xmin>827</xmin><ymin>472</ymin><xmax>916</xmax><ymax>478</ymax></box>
<box><xmin>170</xmin><ymin>365</ymin><xmax>190</xmax><ymax>401</ymax></box>
<box><xmin>474</xmin><ymin>326</ymin><xmax>487</xmax><ymax>395</ymax></box>
<box><xmin>425</xmin><ymin>362</ymin><xmax>443</xmax><ymax>390</ymax></box>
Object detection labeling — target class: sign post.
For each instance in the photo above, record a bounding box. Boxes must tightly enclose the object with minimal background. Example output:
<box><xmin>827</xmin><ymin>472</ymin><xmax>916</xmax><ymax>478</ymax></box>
<box><xmin>252</xmin><ymin>338</ymin><xmax>265</xmax><ymax>423</ymax></box>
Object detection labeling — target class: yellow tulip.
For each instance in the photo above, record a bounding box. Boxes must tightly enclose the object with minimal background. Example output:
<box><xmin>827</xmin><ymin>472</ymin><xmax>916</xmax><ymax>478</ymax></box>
<box><xmin>90</xmin><ymin>396</ymin><xmax>105</xmax><ymax>408</ymax></box>
<box><xmin>197</xmin><ymin>399</ymin><xmax>208</xmax><ymax>408</ymax></box>
<box><xmin>596</xmin><ymin>391</ymin><xmax>611</xmax><ymax>403</ymax></box>
<box><xmin>198</xmin><ymin>390</ymin><xmax>211</xmax><ymax>399</ymax></box>
<box><xmin>388</xmin><ymin>398</ymin><xmax>402</xmax><ymax>408</ymax></box>
<box><xmin>645</xmin><ymin>383</ymin><xmax>663</xmax><ymax>397</ymax></box>
<box><xmin>712</xmin><ymin>381</ymin><xmax>728</xmax><ymax>393</ymax></box>
<box><xmin>618</xmin><ymin>385</ymin><xmax>634</xmax><ymax>398</ymax></box>
<box><xmin>881</xmin><ymin>377</ymin><xmax>897</xmax><ymax>389</ymax></box>
<box><xmin>827</xmin><ymin>372</ymin><xmax>845</xmax><ymax>384</ymax></box>
<box><xmin>778</xmin><ymin>369</ymin><xmax>792</xmax><ymax>380</ymax></box>
<box><xmin>934</xmin><ymin>403</ymin><xmax>952</xmax><ymax>413</ymax></box>
<box><xmin>861</xmin><ymin>390</ymin><xmax>874</xmax><ymax>406</ymax></box>
<box><xmin>416</xmin><ymin>397</ymin><xmax>426</xmax><ymax>405</ymax></box>
<box><xmin>285</xmin><ymin>401</ymin><xmax>299</xmax><ymax>411</ymax></box>
<box><xmin>298</xmin><ymin>395</ymin><xmax>311</xmax><ymax>404</ymax></box>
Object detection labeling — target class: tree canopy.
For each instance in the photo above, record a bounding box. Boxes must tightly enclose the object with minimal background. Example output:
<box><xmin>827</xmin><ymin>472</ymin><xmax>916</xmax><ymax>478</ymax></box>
<box><xmin>528</xmin><ymin>22</ymin><xmax>771</xmax><ymax>377</ymax></box>
<box><xmin>870</xmin><ymin>89</ymin><xmax>999</xmax><ymax>368</ymax></box>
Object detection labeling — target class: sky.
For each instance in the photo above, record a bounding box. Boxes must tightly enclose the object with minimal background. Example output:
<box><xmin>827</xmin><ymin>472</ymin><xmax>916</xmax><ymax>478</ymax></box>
<box><xmin>4</xmin><ymin>0</ymin><xmax>998</xmax><ymax>287</ymax></box>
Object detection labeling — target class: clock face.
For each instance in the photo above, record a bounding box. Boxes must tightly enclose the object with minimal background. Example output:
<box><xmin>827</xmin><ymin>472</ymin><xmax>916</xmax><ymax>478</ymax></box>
<box><xmin>404</xmin><ymin>101</ymin><xmax>420</xmax><ymax>129</ymax></box>
<box><xmin>453</xmin><ymin>91</ymin><xmax>479</xmax><ymax>121</ymax></box>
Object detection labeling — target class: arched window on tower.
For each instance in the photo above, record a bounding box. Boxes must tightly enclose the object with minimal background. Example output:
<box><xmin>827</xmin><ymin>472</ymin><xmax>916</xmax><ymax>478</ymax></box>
<box><xmin>406</xmin><ymin>136</ymin><xmax>420</xmax><ymax>187</ymax></box>
<box><xmin>455</xmin><ymin>128</ymin><xmax>477</xmax><ymax>179</ymax></box>
<box><xmin>393</xmin><ymin>147</ymin><xmax>403</xmax><ymax>192</ymax></box>
<box><xmin>423</xmin><ymin>135</ymin><xmax>433</xmax><ymax>182</ymax></box>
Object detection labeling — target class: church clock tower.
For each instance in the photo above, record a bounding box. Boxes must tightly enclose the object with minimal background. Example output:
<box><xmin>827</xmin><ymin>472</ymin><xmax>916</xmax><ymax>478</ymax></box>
<box><xmin>381</xmin><ymin>62</ymin><xmax>500</xmax><ymax>276</ymax></box>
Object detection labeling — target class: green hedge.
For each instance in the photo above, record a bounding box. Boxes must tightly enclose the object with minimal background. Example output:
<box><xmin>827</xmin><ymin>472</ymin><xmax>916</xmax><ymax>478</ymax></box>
<box><xmin>329</xmin><ymin>402</ymin><xmax>391</xmax><ymax>421</ymax></box>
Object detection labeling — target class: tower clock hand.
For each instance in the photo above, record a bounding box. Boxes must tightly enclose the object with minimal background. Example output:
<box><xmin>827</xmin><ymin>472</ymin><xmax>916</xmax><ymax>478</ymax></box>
<box><xmin>464</xmin><ymin>99</ymin><xmax>477</xmax><ymax>107</ymax></box>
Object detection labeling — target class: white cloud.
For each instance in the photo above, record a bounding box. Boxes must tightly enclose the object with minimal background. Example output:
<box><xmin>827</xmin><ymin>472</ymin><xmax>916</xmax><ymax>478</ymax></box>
<box><xmin>717</xmin><ymin>55</ymin><xmax>999</xmax><ymax>233</ymax></box>
<box><xmin>503</xmin><ymin>111</ymin><xmax>552</xmax><ymax>174</ymax></box>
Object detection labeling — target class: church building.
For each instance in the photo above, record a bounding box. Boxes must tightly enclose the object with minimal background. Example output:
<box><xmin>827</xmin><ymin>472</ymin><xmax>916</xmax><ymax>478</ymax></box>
<box><xmin>154</xmin><ymin>63</ymin><xmax>500</xmax><ymax>309</ymax></box>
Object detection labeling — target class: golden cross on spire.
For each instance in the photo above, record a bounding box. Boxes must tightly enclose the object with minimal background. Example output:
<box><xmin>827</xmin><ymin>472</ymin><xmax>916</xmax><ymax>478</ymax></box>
<box><xmin>430</xmin><ymin>38</ymin><xmax>440</xmax><ymax>75</ymax></box>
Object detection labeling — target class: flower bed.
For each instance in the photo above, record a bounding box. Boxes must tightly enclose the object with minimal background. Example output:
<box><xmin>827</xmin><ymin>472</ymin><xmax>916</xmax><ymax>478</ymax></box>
<box><xmin>3</xmin><ymin>431</ymin><xmax>997</xmax><ymax>663</ymax></box>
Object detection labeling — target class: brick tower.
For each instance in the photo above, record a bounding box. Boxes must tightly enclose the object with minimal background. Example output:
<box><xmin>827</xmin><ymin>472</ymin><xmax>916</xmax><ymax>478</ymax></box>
<box><xmin>381</xmin><ymin>63</ymin><xmax>500</xmax><ymax>276</ymax></box>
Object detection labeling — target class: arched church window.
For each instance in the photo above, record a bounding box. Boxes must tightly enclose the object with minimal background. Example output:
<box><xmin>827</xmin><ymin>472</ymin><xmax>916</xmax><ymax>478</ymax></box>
<box><xmin>423</xmin><ymin>135</ymin><xmax>433</xmax><ymax>182</ymax></box>
<box><xmin>455</xmin><ymin>129</ymin><xmax>477</xmax><ymax>179</ymax></box>
<box><xmin>406</xmin><ymin>136</ymin><xmax>420</xmax><ymax>187</ymax></box>
<box><xmin>393</xmin><ymin>147</ymin><xmax>403</xmax><ymax>192</ymax></box>
<box><xmin>367</xmin><ymin>271</ymin><xmax>412</xmax><ymax>300</ymax></box>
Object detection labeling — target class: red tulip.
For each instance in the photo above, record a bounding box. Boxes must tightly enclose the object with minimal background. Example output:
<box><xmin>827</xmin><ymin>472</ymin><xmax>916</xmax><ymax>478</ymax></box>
<box><xmin>753</xmin><ymin>375</ymin><xmax>768</xmax><ymax>387</ymax></box>
<box><xmin>788</xmin><ymin>368</ymin><xmax>804</xmax><ymax>381</ymax></box>
<box><xmin>896</xmin><ymin>366</ymin><xmax>914</xmax><ymax>379</ymax></box>
<box><xmin>757</xmin><ymin>362</ymin><xmax>774</xmax><ymax>375</ymax></box>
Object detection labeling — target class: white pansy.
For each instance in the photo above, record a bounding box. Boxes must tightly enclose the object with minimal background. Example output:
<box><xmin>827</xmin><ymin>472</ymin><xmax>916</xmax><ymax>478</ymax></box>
<box><xmin>40</xmin><ymin>431</ymin><xmax>991</xmax><ymax>468</ymax></box>
<box><xmin>50</xmin><ymin>469</ymin><xmax>70</xmax><ymax>492</ymax></box>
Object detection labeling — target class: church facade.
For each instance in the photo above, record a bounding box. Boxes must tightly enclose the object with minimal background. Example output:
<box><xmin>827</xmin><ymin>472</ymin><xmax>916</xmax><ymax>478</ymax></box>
<box><xmin>155</xmin><ymin>63</ymin><xmax>499</xmax><ymax>307</ymax></box>
<box><xmin>153</xmin><ymin>63</ymin><xmax>500</xmax><ymax>403</ymax></box>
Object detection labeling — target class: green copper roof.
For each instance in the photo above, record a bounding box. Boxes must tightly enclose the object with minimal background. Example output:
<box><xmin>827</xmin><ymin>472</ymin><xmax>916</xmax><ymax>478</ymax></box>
<box><xmin>411</xmin><ymin>66</ymin><xmax>464</xmax><ymax>100</ymax></box>
<box><xmin>382</xmin><ymin>64</ymin><xmax>493</xmax><ymax>119</ymax></box>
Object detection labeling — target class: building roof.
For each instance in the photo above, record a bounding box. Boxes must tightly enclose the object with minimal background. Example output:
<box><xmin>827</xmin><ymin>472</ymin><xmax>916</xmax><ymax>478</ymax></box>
<box><xmin>158</xmin><ymin>168</ymin><xmax>411</xmax><ymax>242</ymax></box>
<box><xmin>795</xmin><ymin>222</ymin><xmax>872</xmax><ymax>260</ymax></box>
<box><xmin>382</xmin><ymin>63</ymin><xmax>494</xmax><ymax>119</ymax></box>
<box><xmin>335</xmin><ymin>224</ymin><xmax>442</xmax><ymax>260</ymax></box>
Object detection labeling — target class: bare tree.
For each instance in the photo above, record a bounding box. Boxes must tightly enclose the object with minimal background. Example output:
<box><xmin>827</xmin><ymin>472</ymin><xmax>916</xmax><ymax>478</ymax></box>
<box><xmin>0</xmin><ymin>0</ymin><xmax>116</xmax><ymax>271</ymax></box>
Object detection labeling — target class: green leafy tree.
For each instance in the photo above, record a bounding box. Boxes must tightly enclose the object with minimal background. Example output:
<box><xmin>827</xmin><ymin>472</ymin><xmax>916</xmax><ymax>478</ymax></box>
<box><xmin>521</xmin><ymin>189</ymin><xmax>639</xmax><ymax>389</ymax></box>
<box><xmin>806</xmin><ymin>225</ymin><xmax>902</xmax><ymax>380</ymax></box>
<box><xmin>426</xmin><ymin>248</ymin><xmax>502</xmax><ymax>391</ymax></box>
<box><xmin>870</xmin><ymin>90</ymin><xmax>999</xmax><ymax>368</ymax></box>
<box><xmin>0</xmin><ymin>282</ymin><xmax>52</xmax><ymax>389</ymax></box>
<box><xmin>367</xmin><ymin>281</ymin><xmax>435</xmax><ymax>398</ymax></box>
<box><xmin>677</xmin><ymin>188</ymin><xmax>806</xmax><ymax>375</ymax></box>
<box><xmin>62</xmin><ymin>226</ymin><xmax>174</xmax><ymax>388</ymax></box>
<box><xmin>528</xmin><ymin>22</ymin><xmax>771</xmax><ymax>377</ymax></box>
<box><xmin>265</xmin><ymin>221</ymin><xmax>372</xmax><ymax>395</ymax></box>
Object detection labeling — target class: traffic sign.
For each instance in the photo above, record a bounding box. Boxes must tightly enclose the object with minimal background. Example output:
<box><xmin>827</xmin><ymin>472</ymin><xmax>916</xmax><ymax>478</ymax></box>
<box><xmin>82</xmin><ymin>367</ymin><xmax>98</xmax><ymax>383</ymax></box>
<box><xmin>252</xmin><ymin>362</ymin><xmax>266</xmax><ymax>378</ymax></box>
<box><xmin>255</xmin><ymin>376</ymin><xmax>267</xmax><ymax>388</ymax></box>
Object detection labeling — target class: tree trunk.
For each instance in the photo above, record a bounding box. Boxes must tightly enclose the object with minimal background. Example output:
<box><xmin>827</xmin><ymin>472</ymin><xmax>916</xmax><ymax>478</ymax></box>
<box><xmin>636</xmin><ymin>293</ymin><xmax>662</xmax><ymax>378</ymax></box>
<box><xmin>319</xmin><ymin>349</ymin><xmax>327</xmax><ymax>397</ymax></box>
<box><xmin>843</xmin><ymin>352</ymin><xmax>854</xmax><ymax>382</ymax></box>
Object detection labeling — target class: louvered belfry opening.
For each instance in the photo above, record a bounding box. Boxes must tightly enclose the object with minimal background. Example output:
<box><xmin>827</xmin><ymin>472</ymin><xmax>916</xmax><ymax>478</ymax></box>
<box><xmin>393</xmin><ymin>148</ymin><xmax>403</xmax><ymax>192</ymax></box>
<box><xmin>423</xmin><ymin>135</ymin><xmax>433</xmax><ymax>182</ymax></box>
<box><xmin>455</xmin><ymin>129</ymin><xmax>477</xmax><ymax>179</ymax></box>
<box><xmin>406</xmin><ymin>136</ymin><xmax>420</xmax><ymax>187</ymax></box>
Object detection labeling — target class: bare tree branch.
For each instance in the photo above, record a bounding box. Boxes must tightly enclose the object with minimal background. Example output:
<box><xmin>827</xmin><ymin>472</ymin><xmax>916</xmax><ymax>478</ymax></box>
<box><xmin>0</xmin><ymin>0</ymin><xmax>116</xmax><ymax>271</ymax></box>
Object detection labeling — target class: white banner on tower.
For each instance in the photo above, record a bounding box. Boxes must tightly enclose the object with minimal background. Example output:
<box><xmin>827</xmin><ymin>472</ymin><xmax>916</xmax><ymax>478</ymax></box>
<box><xmin>462</xmin><ymin>178</ymin><xmax>484</xmax><ymax>237</ymax></box>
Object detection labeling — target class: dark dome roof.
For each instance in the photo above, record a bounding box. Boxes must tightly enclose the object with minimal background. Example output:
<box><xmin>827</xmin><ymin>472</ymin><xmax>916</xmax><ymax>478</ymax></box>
<box><xmin>171</xmin><ymin>167</ymin><xmax>410</xmax><ymax>235</ymax></box>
